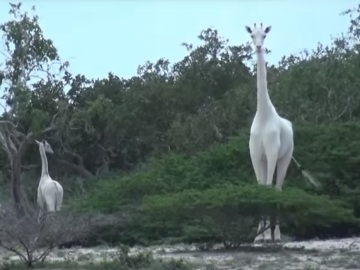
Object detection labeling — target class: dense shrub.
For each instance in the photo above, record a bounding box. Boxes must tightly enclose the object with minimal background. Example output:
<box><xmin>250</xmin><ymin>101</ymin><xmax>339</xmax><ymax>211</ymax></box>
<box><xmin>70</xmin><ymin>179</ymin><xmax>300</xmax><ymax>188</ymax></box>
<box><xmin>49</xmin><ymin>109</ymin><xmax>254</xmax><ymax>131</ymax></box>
<box><xmin>72</xmin><ymin>124</ymin><xmax>360</xmax><ymax>245</ymax></box>
<box><xmin>74</xmin><ymin>134</ymin><xmax>253</xmax><ymax>212</ymax></box>
<box><xmin>142</xmin><ymin>183</ymin><xmax>359</xmax><ymax>243</ymax></box>
<box><xmin>292</xmin><ymin>124</ymin><xmax>360</xmax><ymax>194</ymax></box>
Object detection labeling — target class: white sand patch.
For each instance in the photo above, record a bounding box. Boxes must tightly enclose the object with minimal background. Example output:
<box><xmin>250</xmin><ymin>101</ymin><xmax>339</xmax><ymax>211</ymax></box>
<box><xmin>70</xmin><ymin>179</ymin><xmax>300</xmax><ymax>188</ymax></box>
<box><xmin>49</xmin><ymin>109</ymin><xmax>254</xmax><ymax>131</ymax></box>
<box><xmin>0</xmin><ymin>237</ymin><xmax>360</xmax><ymax>269</ymax></box>
<box><xmin>283</xmin><ymin>237</ymin><xmax>360</xmax><ymax>251</ymax></box>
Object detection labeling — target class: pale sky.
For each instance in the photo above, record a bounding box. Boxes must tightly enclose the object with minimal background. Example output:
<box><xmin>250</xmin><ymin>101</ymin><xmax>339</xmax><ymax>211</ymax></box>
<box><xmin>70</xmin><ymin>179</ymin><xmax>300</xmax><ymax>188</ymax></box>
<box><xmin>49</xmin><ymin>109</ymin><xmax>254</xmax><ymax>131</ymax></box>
<box><xmin>0</xmin><ymin>0</ymin><xmax>358</xmax><ymax>81</ymax></box>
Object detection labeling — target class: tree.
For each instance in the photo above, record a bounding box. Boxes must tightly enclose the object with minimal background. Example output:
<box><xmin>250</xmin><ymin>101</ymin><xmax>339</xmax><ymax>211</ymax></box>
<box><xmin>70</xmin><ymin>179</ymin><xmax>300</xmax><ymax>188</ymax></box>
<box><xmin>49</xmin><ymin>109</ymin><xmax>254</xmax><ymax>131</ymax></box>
<box><xmin>0</xmin><ymin>3</ymin><xmax>68</xmax><ymax>214</ymax></box>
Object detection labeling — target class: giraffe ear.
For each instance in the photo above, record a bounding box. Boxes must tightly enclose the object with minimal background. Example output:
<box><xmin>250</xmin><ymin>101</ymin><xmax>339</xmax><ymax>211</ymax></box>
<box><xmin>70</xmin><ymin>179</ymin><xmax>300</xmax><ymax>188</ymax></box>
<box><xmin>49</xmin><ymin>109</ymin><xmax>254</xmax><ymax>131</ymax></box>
<box><xmin>35</xmin><ymin>140</ymin><xmax>40</xmax><ymax>145</ymax></box>
<box><xmin>264</xmin><ymin>26</ymin><xmax>272</xmax><ymax>34</ymax></box>
<box><xmin>245</xmin><ymin>26</ymin><xmax>252</xmax><ymax>34</ymax></box>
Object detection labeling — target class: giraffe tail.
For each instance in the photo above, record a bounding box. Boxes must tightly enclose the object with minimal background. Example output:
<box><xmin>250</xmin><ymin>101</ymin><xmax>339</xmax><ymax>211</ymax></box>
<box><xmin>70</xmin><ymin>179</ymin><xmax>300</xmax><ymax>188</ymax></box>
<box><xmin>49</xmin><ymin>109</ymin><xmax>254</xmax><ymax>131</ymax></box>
<box><xmin>291</xmin><ymin>156</ymin><xmax>322</xmax><ymax>189</ymax></box>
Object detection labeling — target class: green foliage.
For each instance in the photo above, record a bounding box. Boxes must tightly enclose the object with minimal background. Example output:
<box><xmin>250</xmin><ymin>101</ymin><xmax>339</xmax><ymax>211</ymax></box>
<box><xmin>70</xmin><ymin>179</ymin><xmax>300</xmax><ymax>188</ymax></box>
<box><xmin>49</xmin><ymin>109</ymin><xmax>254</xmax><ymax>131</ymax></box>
<box><xmin>74</xmin><ymin>134</ymin><xmax>253</xmax><ymax>212</ymax></box>
<box><xmin>142</xmin><ymin>184</ymin><xmax>358</xmax><ymax>243</ymax></box>
<box><xmin>29</xmin><ymin>108</ymin><xmax>49</xmax><ymax>135</ymax></box>
<box><xmin>292</xmin><ymin>124</ymin><xmax>360</xmax><ymax>193</ymax></box>
<box><xmin>73</xmin><ymin>126</ymin><xmax>360</xmax><ymax>245</ymax></box>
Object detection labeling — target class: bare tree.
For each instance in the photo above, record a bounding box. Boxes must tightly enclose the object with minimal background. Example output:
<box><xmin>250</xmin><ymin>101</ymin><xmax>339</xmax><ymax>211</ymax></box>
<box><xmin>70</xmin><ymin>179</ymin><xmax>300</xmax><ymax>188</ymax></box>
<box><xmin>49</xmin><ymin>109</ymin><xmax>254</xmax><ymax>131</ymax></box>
<box><xmin>0</xmin><ymin>119</ymin><xmax>57</xmax><ymax>215</ymax></box>
<box><xmin>0</xmin><ymin>3</ymin><xmax>69</xmax><ymax>214</ymax></box>
<box><xmin>0</xmin><ymin>203</ymin><xmax>101</xmax><ymax>267</ymax></box>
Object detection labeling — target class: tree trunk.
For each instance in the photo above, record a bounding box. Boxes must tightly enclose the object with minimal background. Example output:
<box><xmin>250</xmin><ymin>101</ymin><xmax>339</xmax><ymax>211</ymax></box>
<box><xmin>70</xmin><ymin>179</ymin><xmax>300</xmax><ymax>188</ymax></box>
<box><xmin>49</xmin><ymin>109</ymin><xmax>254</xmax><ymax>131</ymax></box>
<box><xmin>11</xmin><ymin>139</ymin><xmax>30</xmax><ymax>217</ymax></box>
<box><xmin>11</xmin><ymin>157</ymin><xmax>24</xmax><ymax>216</ymax></box>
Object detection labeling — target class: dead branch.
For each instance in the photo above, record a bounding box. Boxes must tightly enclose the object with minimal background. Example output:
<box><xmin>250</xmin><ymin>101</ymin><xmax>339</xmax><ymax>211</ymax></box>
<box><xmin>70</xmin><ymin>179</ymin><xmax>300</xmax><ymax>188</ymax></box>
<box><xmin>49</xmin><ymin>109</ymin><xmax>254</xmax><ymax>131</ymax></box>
<box><xmin>0</xmin><ymin>121</ymin><xmax>19</xmax><ymax>159</ymax></box>
<box><xmin>0</xmin><ymin>203</ymin><xmax>106</xmax><ymax>266</ymax></box>
<box><xmin>21</xmin><ymin>163</ymin><xmax>39</xmax><ymax>170</ymax></box>
<box><xmin>56</xmin><ymin>136</ymin><xmax>94</xmax><ymax>178</ymax></box>
<box><xmin>57</xmin><ymin>158</ymin><xmax>93</xmax><ymax>179</ymax></box>
<box><xmin>97</xmin><ymin>143</ymin><xmax>116</xmax><ymax>158</ymax></box>
<box><xmin>0</xmin><ymin>115</ymin><xmax>59</xmax><ymax>214</ymax></box>
<box><xmin>32</xmin><ymin>119</ymin><xmax>55</xmax><ymax>140</ymax></box>
<box><xmin>94</xmin><ymin>142</ymin><xmax>119</xmax><ymax>175</ymax></box>
<box><xmin>61</xmin><ymin>148</ymin><xmax>85</xmax><ymax>166</ymax></box>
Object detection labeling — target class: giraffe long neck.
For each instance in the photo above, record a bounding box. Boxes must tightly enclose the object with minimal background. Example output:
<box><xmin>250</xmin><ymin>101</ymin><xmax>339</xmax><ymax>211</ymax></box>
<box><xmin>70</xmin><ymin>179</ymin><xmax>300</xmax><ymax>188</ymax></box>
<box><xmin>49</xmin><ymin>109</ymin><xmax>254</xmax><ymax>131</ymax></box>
<box><xmin>256</xmin><ymin>51</ymin><xmax>273</xmax><ymax>116</ymax></box>
<box><xmin>39</xmin><ymin>145</ymin><xmax>49</xmax><ymax>179</ymax></box>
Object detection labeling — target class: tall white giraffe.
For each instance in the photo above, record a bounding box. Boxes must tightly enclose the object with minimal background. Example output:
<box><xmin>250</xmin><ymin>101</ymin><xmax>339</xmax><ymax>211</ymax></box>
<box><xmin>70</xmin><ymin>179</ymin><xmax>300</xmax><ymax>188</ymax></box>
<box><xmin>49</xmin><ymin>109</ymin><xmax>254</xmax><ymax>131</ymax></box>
<box><xmin>245</xmin><ymin>23</ymin><xmax>294</xmax><ymax>242</ymax></box>
<box><xmin>36</xmin><ymin>139</ymin><xmax>63</xmax><ymax>221</ymax></box>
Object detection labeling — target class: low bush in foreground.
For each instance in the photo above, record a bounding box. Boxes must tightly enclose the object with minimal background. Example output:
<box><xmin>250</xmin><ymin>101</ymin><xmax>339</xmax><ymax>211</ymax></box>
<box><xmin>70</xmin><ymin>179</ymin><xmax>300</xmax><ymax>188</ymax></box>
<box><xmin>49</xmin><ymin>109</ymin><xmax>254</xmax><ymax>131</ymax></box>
<box><xmin>72</xmin><ymin>183</ymin><xmax>360</xmax><ymax>248</ymax></box>
<box><xmin>0</xmin><ymin>244</ymin><xmax>192</xmax><ymax>270</ymax></box>
<box><xmin>0</xmin><ymin>206</ymin><xmax>92</xmax><ymax>267</ymax></box>
<box><xmin>140</xmin><ymin>183</ymin><xmax>360</xmax><ymax>246</ymax></box>
<box><xmin>0</xmin><ymin>204</ymin><xmax>122</xmax><ymax>267</ymax></box>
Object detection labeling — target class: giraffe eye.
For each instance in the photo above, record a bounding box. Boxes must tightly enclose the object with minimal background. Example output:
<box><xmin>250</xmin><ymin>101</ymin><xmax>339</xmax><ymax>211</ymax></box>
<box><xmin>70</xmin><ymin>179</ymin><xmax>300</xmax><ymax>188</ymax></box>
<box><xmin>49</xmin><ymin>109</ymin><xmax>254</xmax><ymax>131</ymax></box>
<box><xmin>263</xmin><ymin>35</ymin><xmax>267</xmax><ymax>39</ymax></box>
<box><xmin>251</xmin><ymin>35</ymin><xmax>254</xmax><ymax>38</ymax></box>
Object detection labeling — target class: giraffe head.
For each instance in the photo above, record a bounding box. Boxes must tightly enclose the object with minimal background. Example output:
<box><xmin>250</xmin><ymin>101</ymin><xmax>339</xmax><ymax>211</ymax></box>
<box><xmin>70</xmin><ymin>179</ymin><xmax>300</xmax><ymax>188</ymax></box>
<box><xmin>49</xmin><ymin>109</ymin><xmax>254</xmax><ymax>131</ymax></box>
<box><xmin>245</xmin><ymin>23</ymin><xmax>271</xmax><ymax>53</ymax></box>
<box><xmin>35</xmin><ymin>139</ymin><xmax>54</xmax><ymax>154</ymax></box>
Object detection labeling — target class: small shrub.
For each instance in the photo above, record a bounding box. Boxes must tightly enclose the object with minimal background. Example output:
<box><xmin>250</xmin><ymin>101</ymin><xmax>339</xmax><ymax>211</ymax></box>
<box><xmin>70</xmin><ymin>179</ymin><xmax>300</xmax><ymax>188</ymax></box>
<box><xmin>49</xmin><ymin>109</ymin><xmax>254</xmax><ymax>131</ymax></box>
<box><xmin>0</xmin><ymin>204</ymin><xmax>113</xmax><ymax>267</ymax></box>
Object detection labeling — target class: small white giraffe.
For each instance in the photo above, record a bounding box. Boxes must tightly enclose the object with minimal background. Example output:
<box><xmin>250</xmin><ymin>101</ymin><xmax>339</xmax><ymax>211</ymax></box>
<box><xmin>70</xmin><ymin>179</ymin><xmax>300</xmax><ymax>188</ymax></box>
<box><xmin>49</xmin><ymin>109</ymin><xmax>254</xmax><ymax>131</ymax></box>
<box><xmin>245</xmin><ymin>23</ymin><xmax>294</xmax><ymax>242</ymax></box>
<box><xmin>36</xmin><ymin>139</ymin><xmax>63</xmax><ymax>221</ymax></box>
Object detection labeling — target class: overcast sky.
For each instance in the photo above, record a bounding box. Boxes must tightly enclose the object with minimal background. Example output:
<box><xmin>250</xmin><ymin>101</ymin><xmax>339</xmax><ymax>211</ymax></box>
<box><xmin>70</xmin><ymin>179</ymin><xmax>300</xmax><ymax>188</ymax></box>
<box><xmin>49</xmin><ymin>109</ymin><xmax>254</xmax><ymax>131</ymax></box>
<box><xmin>0</xmin><ymin>0</ymin><xmax>358</xmax><ymax>81</ymax></box>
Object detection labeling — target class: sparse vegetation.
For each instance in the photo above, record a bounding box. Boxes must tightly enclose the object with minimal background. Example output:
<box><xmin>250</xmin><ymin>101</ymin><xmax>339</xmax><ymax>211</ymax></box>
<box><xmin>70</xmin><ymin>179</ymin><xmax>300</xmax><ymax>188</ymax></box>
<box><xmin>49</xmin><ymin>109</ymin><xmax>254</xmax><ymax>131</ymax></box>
<box><xmin>0</xmin><ymin>203</ymin><xmax>118</xmax><ymax>267</ymax></box>
<box><xmin>0</xmin><ymin>244</ymin><xmax>193</xmax><ymax>270</ymax></box>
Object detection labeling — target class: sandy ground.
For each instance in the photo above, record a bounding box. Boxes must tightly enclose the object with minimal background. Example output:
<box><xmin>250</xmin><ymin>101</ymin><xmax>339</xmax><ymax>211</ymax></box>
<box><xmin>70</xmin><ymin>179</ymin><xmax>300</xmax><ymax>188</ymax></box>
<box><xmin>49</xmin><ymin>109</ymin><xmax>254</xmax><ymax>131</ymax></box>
<box><xmin>1</xmin><ymin>237</ymin><xmax>360</xmax><ymax>269</ymax></box>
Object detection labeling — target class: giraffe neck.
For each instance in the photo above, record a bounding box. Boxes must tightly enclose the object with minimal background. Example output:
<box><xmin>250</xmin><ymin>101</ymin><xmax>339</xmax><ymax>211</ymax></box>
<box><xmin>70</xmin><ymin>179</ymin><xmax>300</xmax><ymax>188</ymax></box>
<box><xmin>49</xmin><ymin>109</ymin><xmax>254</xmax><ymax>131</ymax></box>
<box><xmin>39</xmin><ymin>145</ymin><xmax>49</xmax><ymax>179</ymax></box>
<box><xmin>256</xmin><ymin>50</ymin><xmax>274</xmax><ymax>116</ymax></box>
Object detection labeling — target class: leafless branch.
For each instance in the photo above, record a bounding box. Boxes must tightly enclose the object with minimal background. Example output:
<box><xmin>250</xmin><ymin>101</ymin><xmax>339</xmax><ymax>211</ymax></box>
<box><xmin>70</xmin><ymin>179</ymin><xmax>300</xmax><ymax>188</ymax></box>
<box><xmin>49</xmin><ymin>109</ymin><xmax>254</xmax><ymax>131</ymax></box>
<box><xmin>26</xmin><ymin>104</ymin><xmax>67</xmax><ymax>142</ymax></box>
<box><xmin>332</xmin><ymin>96</ymin><xmax>352</xmax><ymax>121</ymax></box>
<box><xmin>0</xmin><ymin>50</ymin><xmax>11</xmax><ymax>59</ymax></box>
<box><xmin>0</xmin><ymin>121</ymin><xmax>18</xmax><ymax>159</ymax></box>
<box><xmin>57</xmin><ymin>158</ymin><xmax>93</xmax><ymax>179</ymax></box>
<box><xmin>62</xmin><ymin>148</ymin><xmax>85</xmax><ymax>166</ymax></box>
<box><xmin>0</xmin><ymin>203</ymin><xmax>111</xmax><ymax>266</ymax></box>
<box><xmin>97</xmin><ymin>143</ymin><xmax>116</xmax><ymax>158</ymax></box>
<box><xmin>21</xmin><ymin>163</ymin><xmax>39</xmax><ymax>170</ymax></box>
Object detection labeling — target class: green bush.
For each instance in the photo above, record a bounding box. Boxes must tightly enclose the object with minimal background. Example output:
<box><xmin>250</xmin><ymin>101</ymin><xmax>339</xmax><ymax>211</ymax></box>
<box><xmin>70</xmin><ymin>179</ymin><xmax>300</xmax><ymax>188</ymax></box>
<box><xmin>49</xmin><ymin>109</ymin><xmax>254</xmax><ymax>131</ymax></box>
<box><xmin>74</xmin><ymin>135</ymin><xmax>253</xmax><ymax>212</ymax></box>
<box><xmin>290</xmin><ymin>124</ymin><xmax>360</xmax><ymax>217</ymax></box>
<box><xmin>142</xmin><ymin>183</ymin><xmax>359</xmax><ymax>244</ymax></box>
<box><xmin>72</xmin><ymin>124</ymin><xmax>360</xmax><ymax>245</ymax></box>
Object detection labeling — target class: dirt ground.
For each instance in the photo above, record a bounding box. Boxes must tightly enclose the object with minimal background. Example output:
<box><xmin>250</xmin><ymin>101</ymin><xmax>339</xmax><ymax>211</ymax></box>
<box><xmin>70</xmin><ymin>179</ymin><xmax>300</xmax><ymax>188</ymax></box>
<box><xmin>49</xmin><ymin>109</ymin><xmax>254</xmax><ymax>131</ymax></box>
<box><xmin>1</xmin><ymin>237</ymin><xmax>360</xmax><ymax>269</ymax></box>
<box><xmin>142</xmin><ymin>238</ymin><xmax>360</xmax><ymax>269</ymax></box>
<box><xmin>158</xmin><ymin>246</ymin><xmax>360</xmax><ymax>269</ymax></box>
